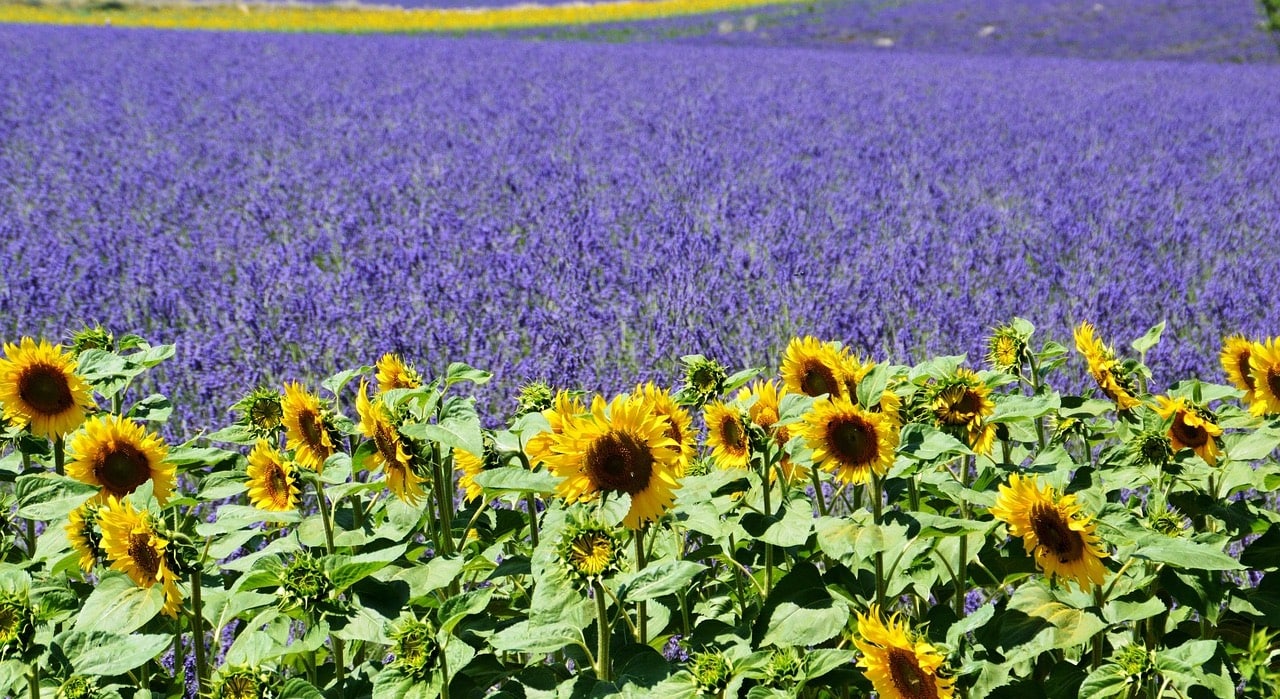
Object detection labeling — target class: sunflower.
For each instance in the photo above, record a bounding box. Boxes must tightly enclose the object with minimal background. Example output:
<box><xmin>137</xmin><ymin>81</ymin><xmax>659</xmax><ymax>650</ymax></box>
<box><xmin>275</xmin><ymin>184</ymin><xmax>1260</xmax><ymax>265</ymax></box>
<box><xmin>737</xmin><ymin>380</ymin><xmax>808</xmax><ymax>483</ymax></box>
<box><xmin>558</xmin><ymin>516</ymin><xmax>624</xmax><ymax>584</ymax></box>
<box><xmin>781</xmin><ymin>337</ymin><xmax>846</xmax><ymax>400</ymax></box>
<box><xmin>0</xmin><ymin>337</ymin><xmax>95</xmax><ymax>439</ymax></box>
<box><xmin>631</xmin><ymin>383</ymin><xmax>696</xmax><ymax>476</ymax></box>
<box><xmin>233</xmin><ymin>386</ymin><xmax>284</xmax><ymax>437</ymax></box>
<box><xmin>65</xmin><ymin>502</ymin><xmax>102</xmax><ymax>574</ymax></box>
<box><xmin>929</xmin><ymin>369</ymin><xmax>996</xmax><ymax>456</ymax></box>
<box><xmin>282</xmin><ymin>382</ymin><xmax>334</xmax><ymax>472</ymax></box>
<box><xmin>840</xmin><ymin>353</ymin><xmax>875</xmax><ymax>401</ymax></box>
<box><xmin>990</xmin><ymin>474</ymin><xmax>1108</xmax><ymax>591</ymax></box>
<box><xmin>525</xmin><ymin>390</ymin><xmax>586</xmax><ymax>467</ymax></box>
<box><xmin>545</xmin><ymin>394</ymin><xmax>681</xmax><ymax>529</ymax></box>
<box><xmin>1249</xmin><ymin>338</ymin><xmax>1280</xmax><ymax>416</ymax></box>
<box><xmin>985</xmin><ymin>324</ymin><xmax>1027</xmax><ymax>375</ymax></box>
<box><xmin>1154</xmin><ymin>396</ymin><xmax>1222</xmax><ymax>465</ymax></box>
<box><xmin>97</xmin><ymin>497</ymin><xmax>183</xmax><ymax>617</ymax></box>
<box><xmin>704</xmin><ymin>401</ymin><xmax>751</xmax><ymax>470</ymax></box>
<box><xmin>245</xmin><ymin>440</ymin><xmax>300</xmax><ymax>513</ymax></box>
<box><xmin>66</xmin><ymin>415</ymin><xmax>174</xmax><ymax>505</ymax></box>
<box><xmin>801</xmin><ymin>397</ymin><xmax>897</xmax><ymax>485</ymax></box>
<box><xmin>454</xmin><ymin>447</ymin><xmax>486</xmax><ymax>504</ymax></box>
<box><xmin>376</xmin><ymin>353</ymin><xmax>421</xmax><ymax>393</ymax></box>
<box><xmin>1074</xmin><ymin>322</ymin><xmax>1141</xmax><ymax>411</ymax></box>
<box><xmin>1220</xmin><ymin>335</ymin><xmax>1258</xmax><ymax>405</ymax></box>
<box><xmin>355</xmin><ymin>380</ymin><xmax>424</xmax><ymax>505</ymax></box>
<box><xmin>854</xmin><ymin>605</ymin><xmax>955</xmax><ymax>699</ymax></box>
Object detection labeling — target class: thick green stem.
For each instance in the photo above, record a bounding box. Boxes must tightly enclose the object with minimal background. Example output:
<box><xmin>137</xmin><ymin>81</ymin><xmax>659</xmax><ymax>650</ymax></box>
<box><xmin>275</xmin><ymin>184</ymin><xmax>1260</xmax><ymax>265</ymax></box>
<box><xmin>870</xmin><ymin>473</ymin><xmax>885</xmax><ymax>611</ymax></box>
<box><xmin>1091</xmin><ymin>587</ymin><xmax>1106</xmax><ymax>670</ymax></box>
<box><xmin>191</xmin><ymin>568</ymin><xmax>209</xmax><ymax>694</ymax></box>
<box><xmin>593</xmin><ymin>580</ymin><xmax>612</xmax><ymax>682</ymax></box>
<box><xmin>524</xmin><ymin>493</ymin><xmax>540</xmax><ymax>549</ymax></box>
<box><xmin>314</xmin><ymin>479</ymin><xmax>335</xmax><ymax>554</ymax></box>
<box><xmin>955</xmin><ymin>456</ymin><xmax>973</xmax><ymax>617</ymax></box>
<box><xmin>634</xmin><ymin>529</ymin><xmax>648</xmax><ymax>645</ymax></box>
<box><xmin>53</xmin><ymin>436</ymin><xmax>64</xmax><ymax>476</ymax></box>
<box><xmin>433</xmin><ymin>446</ymin><xmax>456</xmax><ymax>556</ymax></box>
<box><xmin>808</xmin><ymin>467</ymin><xmax>828</xmax><ymax>516</ymax></box>
<box><xmin>762</xmin><ymin>460</ymin><xmax>774</xmax><ymax>596</ymax></box>
<box><xmin>28</xmin><ymin>666</ymin><xmax>38</xmax><ymax>699</ymax></box>
<box><xmin>439</xmin><ymin>638</ymin><xmax>452</xmax><ymax>699</ymax></box>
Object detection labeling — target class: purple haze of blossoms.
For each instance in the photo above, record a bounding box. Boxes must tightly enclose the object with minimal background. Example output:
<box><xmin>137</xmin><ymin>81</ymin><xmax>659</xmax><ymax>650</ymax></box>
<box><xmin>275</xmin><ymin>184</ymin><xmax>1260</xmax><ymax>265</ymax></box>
<box><xmin>1</xmin><ymin>27</ymin><xmax>1279</xmax><ymax>438</ymax></box>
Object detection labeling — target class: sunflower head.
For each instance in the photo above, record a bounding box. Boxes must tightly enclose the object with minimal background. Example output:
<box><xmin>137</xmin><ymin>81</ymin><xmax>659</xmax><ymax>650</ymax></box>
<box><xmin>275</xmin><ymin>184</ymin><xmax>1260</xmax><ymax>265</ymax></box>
<box><xmin>687</xmin><ymin>651</ymin><xmax>732</xmax><ymax>694</ymax></box>
<box><xmin>96</xmin><ymin>497</ymin><xmax>183</xmax><ymax>617</ymax></box>
<box><xmin>525</xmin><ymin>390</ymin><xmax>588</xmax><ymax>467</ymax></box>
<box><xmin>57</xmin><ymin>675</ymin><xmax>102</xmax><ymax>699</ymax></box>
<box><xmin>376</xmin><ymin>353</ymin><xmax>422</xmax><ymax>393</ymax></box>
<box><xmin>1248</xmin><ymin>338</ymin><xmax>1280</xmax><ymax>416</ymax></box>
<box><xmin>1128</xmin><ymin>430</ymin><xmax>1173</xmax><ymax>472</ymax></box>
<box><xmin>246</xmin><ymin>440</ymin><xmax>300</xmax><ymax>515</ymax></box>
<box><xmin>679</xmin><ymin>355</ymin><xmax>728</xmax><ymax>407</ymax></box>
<box><xmin>279</xmin><ymin>552</ymin><xmax>332</xmax><ymax>614</ymax></box>
<box><xmin>515</xmin><ymin>380</ymin><xmax>555</xmax><ymax>417</ymax></box>
<box><xmin>841</xmin><ymin>353</ymin><xmax>876</xmax><ymax>400</ymax></box>
<box><xmin>281</xmin><ymin>382</ymin><xmax>335</xmax><ymax>472</ymax></box>
<box><xmin>356</xmin><ymin>380</ymin><xmax>425</xmax><ymax>505</ymax></box>
<box><xmin>214</xmin><ymin>669</ymin><xmax>265</xmax><ymax>699</ymax></box>
<box><xmin>801</xmin><ymin>397</ymin><xmax>897</xmax><ymax>485</ymax></box>
<box><xmin>1074</xmin><ymin>322</ymin><xmax>1141</xmax><ymax>411</ymax></box>
<box><xmin>69</xmin><ymin>324</ymin><xmax>114</xmax><ymax>355</ymax></box>
<box><xmin>0</xmin><ymin>337</ymin><xmax>95</xmax><ymax>439</ymax></box>
<box><xmin>928</xmin><ymin>369</ymin><xmax>996</xmax><ymax>456</ymax></box>
<box><xmin>764</xmin><ymin>647</ymin><xmax>804</xmax><ymax>690</ymax></box>
<box><xmin>704</xmin><ymin>401</ymin><xmax>752</xmax><ymax>471</ymax></box>
<box><xmin>233</xmin><ymin>387</ymin><xmax>285</xmax><ymax>438</ymax></box>
<box><xmin>1113</xmin><ymin>644</ymin><xmax>1153</xmax><ymax>680</ymax></box>
<box><xmin>985</xmin><ymin>323</ymin><xmax>1028</xmax><ymax>375</ymax></box>
<box><xmin>1148</xmin><ymin>506</ymin><xmax>1190</xmax><ymax>537</ymax></box>
<box><xmin>389</xmin><ymin>616</ymin><xmax>438</xmax><ymax>681</ymax></box>
<box><xmin>547</xmin><ymin>394</ymin><xmax>682</xmax><ymax>529</ymax></box>
<box><xmin>631</xmin><ymin>382</ymin><xmax>696</xmax><ymax>476</ymax></box>
<box><xmin>1220</xmin><ymin>335</ymin><xmax>1258</xmax><ymax>402</ymax></box>
<box><xmin>990</xmin><ymin>474</ymin><xmax>1109</xmax><ymax>591</ymax></box>
<box><xmin>558</xmin><ymin>515</ymin><xmax>625</xmax><ymax>586</ymax></box>
<box><xmin>1154</xmin><ymin>396</ymin><xmax>1222</xmax><ymax>466</ymax></box>
<box><xmin>854</xmin><ymin>605</ymin><xmax>955</xmax><ymax>699</ymax></box>
<box><xmin>736</xmin><ymin>380</ymin><xmax>805</xmax><ymax>482</ymax></box>
<box><xmin>456</xmin><ymin>433</ymin><xmax>503</xmax><ymax>504</ymax></box>
<box><xmin>781</xmin><ymin>337</ymin><xmax>846</xmax><ymax>400</ymax></box>
<box><xmin>66</xmin><ymin>502</ymin><xmax>104</xmax><ymax>574</ymax></box>
<box><xmin>0</xmin><ymin>589</ymin><xmax>35</xmax><ymax>660</ymax></box>
<box><xmin>67</xmin><ymin>415</ymin><xmax>174</xmax><ymax>505</ymax></box>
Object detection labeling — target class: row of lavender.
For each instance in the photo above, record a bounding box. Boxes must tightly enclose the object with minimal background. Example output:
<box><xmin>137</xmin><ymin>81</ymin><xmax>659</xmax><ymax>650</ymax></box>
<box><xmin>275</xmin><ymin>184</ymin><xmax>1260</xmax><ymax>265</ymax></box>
<box><xmin>2</xmin><ymin>26</ymin><xmax>1279</xmax><ymax>438</ymax></box>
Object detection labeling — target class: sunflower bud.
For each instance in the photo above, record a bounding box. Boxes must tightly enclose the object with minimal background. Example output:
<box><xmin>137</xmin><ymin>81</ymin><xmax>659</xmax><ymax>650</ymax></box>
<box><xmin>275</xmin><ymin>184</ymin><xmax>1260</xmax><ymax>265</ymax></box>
<box><xmin>57</xmin><ymin>676</ymin><xmax>102</xmax><ymax>699</ymax></box>
<box><xmin>214</xmin><ymin>667</ymin><xmax>279</xmax><ymax>699</ymax></box>
<box><xmin>162</xmin><ymin>531</ymin><xmax>202</xmax><ymax>577</ymax></box>
<box><xmin>558</xmin><ymin>516</ymin><xmax>625</xmax><ymax>588</ymax></box>
<box><xmin>234</xmin><ymin>387</ymin><xmax>285</xmax><ymax>438</ymax></box>
<box><xmin>515</xmin><ymin>381</ymin><xmax>555</xmax><ymax>417</ymax></box>
<box><xmin>985</xmin><ymin>323</ymin><xmax>1028</xmax><ymax>375</ymax></box>
<box><xmin>70</xmin><ymin>324</ymin><xmax>115</xmax><ymax>356</ymax></box>
<box><xmin>679</xmin><ymin>355</ymin><xmax>727</xmax><ymax>407</ymax></box>
<box><xmin>279</xmin><ymin>553</ymin><xmax>332</xmax><ymax>614</ymax></box>
<box><xmin>687</xmin><ymin>651</ymin><xmax>732</xmax><ymax>694</ymax></box>
<box><xmin>1130</xmin><ymin>431</ymin><xmax>1173</xmax><ymax>471</ymax></box>
<box><xmin>764</xmin><ymin>647</ymin><xmax>803</xmax><ymax>690</ymax></box>
<box><xmin>1113</xmin><ymin>644</ymin><xmax>1152</xmax><ymax>679</ymax></box>
<box><xmin>0</xmin><ymin>590</ymin><xmax>35</xmax><ymax>660</ymax></box>
<box><xmin>1148</xmin><ymin>507</ymin><xmax>1190</xmax><ymax>537</ymax></box>
<box><xmin>389</xmin><ymin>617</ymin><xmax>439</xmax><ymax>681</ymax></box>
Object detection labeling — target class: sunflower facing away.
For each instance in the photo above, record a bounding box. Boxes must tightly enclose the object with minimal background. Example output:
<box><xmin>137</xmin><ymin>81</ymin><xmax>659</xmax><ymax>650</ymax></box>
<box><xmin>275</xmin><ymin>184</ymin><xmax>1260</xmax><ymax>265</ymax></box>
<box><xmin>0</xmin><ymin>337</ymin><xmax>95</xmax><ymax>439</ymax></box>
<box><xmin>929</xmin><ymin>369</ymin><xmax>996</xmax><ymax>456</ymax></box>
<box><xmin>840</xmin><ymin>353</ymin><xmax>875</xmax><ymax>401</ymax></box>
<box><xmin>376</xmin><ymin>352</ymin><xmax>422</xmax><ymax>393</ymax></box>
<box><xmin>66</xmin><ymin>415</ymin><xmax>174</xmax><ymax>505</ymax></box>
<box><xmin>246</xmin><ymin>440</ymin><xmax>300</xmax><ymax>513</ymax></box>
<box><xmin>801</xmin><ymin>397</ymin><xmax>898</xmax><ymax>486</ymax></box>
<box><xmin>704</xmin><ymin>401</ymin><xmax>751</xmax><ymax>470</ymax></box>
<box><xmin>631</xmin><ymin>382</ymin><xmax>696</xmax><ymax>476</ymax></box>
<box><xmin>525</xmin><ymin>390</ymin><xmax>587</xmax><ymax>467</ymax></box>
<box><xmin>990</xmin><ymin>474</ymin><xmax>1108</xmax><ymax>591</ymax></box>
<box><xmin>854</xmin><ymin>605</ymin><xmax>955</xmax><ymax>699</ymax></box>
<box><xmin>545</xmin><ymin>394</ymin><xmax>682</xmax><ymax>529</ymax></box>
<box><xmin>781</xmin><ymin>336</ymin><xmax>847</xmax><ymax>400</ymax></box>
<box><xmin>1220</xmin><ymin>335</ymin><xmax>1258</xmax><ymax>406</ymax></box>
<box><xmin>356</xmin><ymin>380</ymin><xmax>424</xmax><ymax>505</ymax></box>
<box><xmin>1249</xmin><ymin>338</ymin><xmax>1280</xmax><ymax>416</ymax></box>
<box><xmin>454</xmin><ymin>447</ymin><xmax>486</xmax><ymax>504</ymax></box>
<box><xmin>282</xmin><ymin>382</ymin><xmax>334</xmax><ymax>472</ymax></box>
<box><xmin>1074</xmin><ymin>322</ymin><xmax>1141</xmax><ymax>411</ymax></box>
<box><xmin>97</xmin><ymin>497</ymin><xmax>183</xmax><ymax>617</ymax></box>
<box><xmin>1154</xmin><ymin>396</ymin><xmax>1222</xmax><ymax>465</ymax></box>
<box><xmin>65</xmin><ymin>502</ymin><xmax>102</xmax><ymax>574</ymax></box>
<box><xmin>737</xmin><ymin>380</ymin><xmax>808</xmax><ymax>483</ymax></box>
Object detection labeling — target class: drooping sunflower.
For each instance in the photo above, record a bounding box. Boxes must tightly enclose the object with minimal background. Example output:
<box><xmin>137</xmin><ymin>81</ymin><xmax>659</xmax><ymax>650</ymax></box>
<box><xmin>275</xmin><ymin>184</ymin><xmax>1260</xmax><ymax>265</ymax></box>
<box><xmin>245</xmin><ymin>440</ymin><xmax>300</xmax><ymax>513</ymax></box>
<box><xmin>1219</xmin><ymin>335</ymin><xmax>1258</xmax><ymax>406</ymax></box>
<box><xmin>1249</xmin><ymin>338</ymin><xmax>1280</xmax><ymax>416</ymax></box>
<box><xmin>66</xmin><ymin>415</ymin><xmax>174</xmax><ymax>505</ymax></box>
<box><xmin>1154</xmin><ymin>396</ymin><xmax>1222</xmax><ymax>465</ymax></box>
<box><xmin>65</xmin><ymin>502</ymin><xmax>102</xmax><ymax>574</ymax></box>
<box><xmin>704</xmin><ymin>401</ymin><xmax>751</xmax><ymax>470</ymax></box>
<box><xmin>545</xmin><ymin>394</ymin><xmax>682</xmax><ymax>529</ymax></box>
<box><xmin>0</xmin><ymin>337</ymin><xmax>95</xmax><ymax>439</ymax></box>
<box><xmin>282</xmin><ymin>382</ymin><xmax>334</xmax><ymax>472</ymax></box>
<box><xmin>801</xmin><ymin>397</ymin><xmax>898</xmax><ymax>486</ymax></box>
<box><xmin>631</xmin><ymin>382</ymin><xmax>696</xmax><ymax>476</ymax></box>
<box><xmin>376</xmin><ymin>353</ymin><xmax>422</xmax><ymax>393</ymax></box>
<box><xmin>854</xmin><ymin>605</ymin><xmax>955</xmax><ymax>699</ymax></box>
<box><xmin>97</xmin><ymin>497</ymin><xmax>183</xmax><ymax>617</ymax></box>
<box><xmin>355</xmin><ymin>380</ymin><xmax>424</xmax><ymax>505</ymax></box>
<box><xmin>929</xmin><ymin>369</ymin><xmax>996</xmax><ymax>456</ymax></box>
<box><xmin>781</xmin><ymin>337</ymin><xmax>847</xmax><ymax>400</ymax></box>
<box><xmin>989</xmin><ymin>474</ymin><xmax>1108</xmax><ymax>591</ymax></box>
<box><xmin>737</xmin><ymin>380</ymin><xmax>808</xmax><ymax>483</ymax></box>
<box><xmin>525</xmin><ymin>390</ymin><xmax>586</xmax><ymax>468</ymax></box>
<box><xmin>1074</xmin><ymin>322</ymin><xmax>1141</xmax><ymax>411</ymax></box>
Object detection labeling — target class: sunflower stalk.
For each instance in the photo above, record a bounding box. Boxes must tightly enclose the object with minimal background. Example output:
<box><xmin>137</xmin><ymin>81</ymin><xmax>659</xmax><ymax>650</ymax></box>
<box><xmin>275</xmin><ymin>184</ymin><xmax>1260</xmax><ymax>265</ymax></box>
<box><xmin>53</xmin><ymin>436</ymin><xmax>64</xmax><ymax>476</ymax></box>
<box><xmin>27</xmin><ymin>666</ymin><xmax>37</xmax><ymax>699</ymax></box>
<box><xmin>808</xmin><ymin>467</ymin><xmax>828</xmax><ymax>517</ymax></box>
<box><xmin>634</xmin><ymin>528</ymin><xmax>648</xmax><ymax>645</ymax></box>
<box><xmin>761</xmin><ymin>456</ymin><xmax>774</xmax><ymax>597</ymax></box>
<box><xmin>955</xmin><ymin>456</ymin><xmax>973</xmax><ymax>617</ymax></box>
<box><xmin>1028</xmin><ymin>352</ymin><xmax>1048</xmax><ymax>450</ymax></box>
<box><xmin>592</xmin><ymin>579</ymin><xmax>612</xmax><ymax>682</ymax></box>
<box><xmin>190</xmin><ymin>567</ymin><xmax>209</xmax><ymax>694</ymax></box>
<box><xmin>870</xmin><ymin>472</ymin><xmax>885</xmax><ymax>612</ymax></box>
<box><xmin>524</xmin><ymin>493</ymin><xmax>540</xmax><ymax>549</ymax></box>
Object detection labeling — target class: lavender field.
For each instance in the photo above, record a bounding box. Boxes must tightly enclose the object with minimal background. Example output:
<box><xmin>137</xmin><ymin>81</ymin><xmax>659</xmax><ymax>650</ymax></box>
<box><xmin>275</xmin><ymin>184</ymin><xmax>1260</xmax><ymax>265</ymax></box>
<box><xmin>2</xmin><ymin>25</ymin><xmax>1279</xmax><ymax>437</ymax></box>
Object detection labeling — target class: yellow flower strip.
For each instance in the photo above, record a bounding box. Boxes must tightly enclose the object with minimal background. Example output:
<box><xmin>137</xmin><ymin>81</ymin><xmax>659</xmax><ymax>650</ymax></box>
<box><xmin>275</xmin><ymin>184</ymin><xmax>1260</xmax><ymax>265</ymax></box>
<box><xmin>0</xmin><ymin>0</ymin><xmax>807</xmax><ymax>34</ymax></box>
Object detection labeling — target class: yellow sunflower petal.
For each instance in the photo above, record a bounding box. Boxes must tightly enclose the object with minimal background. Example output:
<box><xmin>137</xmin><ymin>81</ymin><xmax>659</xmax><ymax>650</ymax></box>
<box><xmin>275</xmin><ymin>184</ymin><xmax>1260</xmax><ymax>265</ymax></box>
<box><xmin>0</xmin><ymin>337</ymin><xmax>95</xmax><ymax>439</ymax></box>
<box><xmin>66</xmin><ymin>415</ymin><xmax>174</xmax><ymax>505</ymax></box>
<box><xmin>990</xmin><ymin>474</ymin><xmax>1109</xmax><ymax>591</ymax></box>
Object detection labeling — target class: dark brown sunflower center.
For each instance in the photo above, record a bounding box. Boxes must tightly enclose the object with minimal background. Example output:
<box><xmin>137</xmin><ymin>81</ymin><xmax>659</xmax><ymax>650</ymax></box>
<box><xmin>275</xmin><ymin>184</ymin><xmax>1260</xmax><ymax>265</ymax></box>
<box><xmin>1268</xmin><ymin>369</ymin><xmax>1280</xmax><ymax>400</ymax></box>
<box><xmin>585</xmin><ymin>430</ymin><xmax>654</xmax><ymax>495</ymax></box>
<box><xmin>1030</xmin><ymin>503</ymin><xmax>1085</xmax><ymax>563</ymax></box>
<box><xmin>268</xmin><ymin>465</ymin><xmax>290</xmax><ymax>503</ymax></box>
<box><xmin>952</xmin><ymin>390</ymin><xmax>982</xmax><ymax>416</ymax></box>
<box><xmin>299</xmin><ymin>410</ymin><xmax>325</xmax><ymax>447</ymax></box>
<box><xmin>827</xmin><ymin>416</ymin><xmax>878</xmax><ymax>465</ymax></box>
<box><xmin>887</xmin><ymin>647</ymin><xmax>938</xmax><ymax>699</ymax></box>
<box><xmin>754</xmin><ymin>406</ymin><xmax>778</xmax><ymax>431</ymax></box>
<box><xmin>127</xmin><ymin>532</ymin><xmax>162</xmax><ymax>581</ymax></box>
<box><xmin>800</xmin><ymin>361</ymin><xmax>838</xmax><ymax>398</ymax></box>
<box><xmin>17</xmin><ymin>363</ymin><xmax>74</xmax><ymax>416</ymax></box>
<box><xmin>374</xmin><ymin>423</ymin><xmax>399</xmax><ymax>462</ymax></box>
<box><xmin>1170</xmin><ymin>415</ymin><xmax>1208</xmax><ymax>449</ymax></box>
<box><xmin>97</xmin><ymin>444</ymin><xmax>152</xmax><ymax>496</ymax></box>
<box><xmin>1238</xmin><ymin>352</ymin><xmax>1256</xmax><ymax>391</ymax></box>
<box><xmin>659</xmin><ymin>412</ymin><xmax>684</xmax><ymax>447</ymax></box>
<box><xmin>722</xmin><ymin>416</ymin><xmax>746</xmax><ymax>449</ymax></box>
